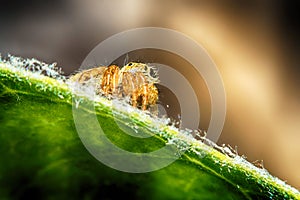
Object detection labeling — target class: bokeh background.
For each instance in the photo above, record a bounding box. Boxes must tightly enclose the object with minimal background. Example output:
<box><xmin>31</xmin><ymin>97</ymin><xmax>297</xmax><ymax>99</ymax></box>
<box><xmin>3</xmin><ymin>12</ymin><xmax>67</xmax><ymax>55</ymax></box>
<box><xmin>0</xmin><ymin>0</ymin><xmax>299</xmax><ymax>189</ymax></box>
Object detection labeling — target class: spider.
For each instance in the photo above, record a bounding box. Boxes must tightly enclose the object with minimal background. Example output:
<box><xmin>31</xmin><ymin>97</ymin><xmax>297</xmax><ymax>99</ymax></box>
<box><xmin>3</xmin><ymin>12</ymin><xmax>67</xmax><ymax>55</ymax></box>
<box><xmin>70</xmin><ymin>62</ymin><xmax>159</xmax><ymax>111</ymax></box>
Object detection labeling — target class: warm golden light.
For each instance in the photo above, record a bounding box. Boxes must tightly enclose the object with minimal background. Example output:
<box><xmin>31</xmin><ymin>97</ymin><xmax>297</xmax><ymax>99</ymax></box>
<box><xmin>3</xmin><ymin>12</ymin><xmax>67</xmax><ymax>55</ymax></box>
<box><xmin>0</xmin><ymin>0</ymin><xmax>298</xmax><ymax>189</ymax></box>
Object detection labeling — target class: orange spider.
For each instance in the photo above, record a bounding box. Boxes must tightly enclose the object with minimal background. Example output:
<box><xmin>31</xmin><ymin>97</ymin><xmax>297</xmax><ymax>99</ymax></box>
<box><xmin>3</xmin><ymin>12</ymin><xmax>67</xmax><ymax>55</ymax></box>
<box><xmin>70</xmin><ymin>62</ymin><xmax>159</xmax><ymax>111</ymax></box>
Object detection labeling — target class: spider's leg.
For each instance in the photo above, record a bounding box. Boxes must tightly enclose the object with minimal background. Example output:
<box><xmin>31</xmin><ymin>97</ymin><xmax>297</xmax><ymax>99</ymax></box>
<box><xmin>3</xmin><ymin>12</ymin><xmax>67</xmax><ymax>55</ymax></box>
<box><xmin>101</xmin><ymin>65</ymin><xmax>120</xmax><ymax>96</ymax></box>
<box><xmin>143</xmin><ymin>84</ymin><xmax>159</xmax><ymax>112</ymax></box>
<box><xmin>101</xmin><ymin>67</ymin><xmax>110</xmax><ymax>94</ymax></box>
<box><xmin>111</xmin><ymin>66</ymin><xmax>120</xmax><ymax>95</ymax></box>
<box><xmin>131</xmin><ymin>90</ymin><xmax>138</xmax><ymax>108</ymax></box>
<box><xmin>140</xmin><ymin>84</ymin><xmax>149</xmax><ymax>111</ymax></box>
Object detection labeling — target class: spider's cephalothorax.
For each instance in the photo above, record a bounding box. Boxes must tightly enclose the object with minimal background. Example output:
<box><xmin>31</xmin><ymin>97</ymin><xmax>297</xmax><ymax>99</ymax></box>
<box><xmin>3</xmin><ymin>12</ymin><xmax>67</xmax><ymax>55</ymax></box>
<box><xmin>70</xmin><ymin>62</ymin><xmax>159</xmax><ymax>111</ymax></box>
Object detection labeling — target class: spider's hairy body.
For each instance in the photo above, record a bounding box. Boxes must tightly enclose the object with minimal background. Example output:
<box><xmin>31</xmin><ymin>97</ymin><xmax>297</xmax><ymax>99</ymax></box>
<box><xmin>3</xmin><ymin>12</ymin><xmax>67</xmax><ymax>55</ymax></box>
<box><xmin>70</xmin><ymin>62</ymin><xmax>159</xmax><ymax>111</ymax></box>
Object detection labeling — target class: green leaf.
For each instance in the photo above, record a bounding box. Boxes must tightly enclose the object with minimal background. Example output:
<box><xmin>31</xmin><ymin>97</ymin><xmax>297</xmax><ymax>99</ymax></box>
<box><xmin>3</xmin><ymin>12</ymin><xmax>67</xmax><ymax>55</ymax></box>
<box><xmin>0</xmin><ymin>56</ymin><xmax>299</xmax><ymax>199</ymax></box>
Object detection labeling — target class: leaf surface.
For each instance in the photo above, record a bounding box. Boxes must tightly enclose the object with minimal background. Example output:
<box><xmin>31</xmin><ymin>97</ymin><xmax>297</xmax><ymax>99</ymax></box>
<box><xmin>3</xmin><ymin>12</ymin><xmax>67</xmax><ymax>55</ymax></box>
<box><xmin>0</xmin><ymin>58</ymin><xmax>299</xmax><ymax>199</ymax></box>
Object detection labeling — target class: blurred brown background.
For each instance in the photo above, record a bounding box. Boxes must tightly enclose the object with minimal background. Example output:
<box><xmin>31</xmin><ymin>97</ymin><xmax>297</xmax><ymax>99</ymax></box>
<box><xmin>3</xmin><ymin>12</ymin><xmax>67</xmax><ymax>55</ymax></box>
<box><xmin>0</xmin><ymin>0</ymin><xmax>299</xmax><ymax>189</ymax></box>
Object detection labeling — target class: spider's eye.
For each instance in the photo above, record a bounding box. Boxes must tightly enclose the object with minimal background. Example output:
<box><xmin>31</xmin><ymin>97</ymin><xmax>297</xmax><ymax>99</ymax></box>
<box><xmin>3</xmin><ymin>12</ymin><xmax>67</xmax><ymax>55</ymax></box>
<box><xmin>128</xmin><ymin>62</ymin><xmax>133</xmax><ymax>66</ymax></box>
<box><xmin>149</xmin><ymin>68</ymin><xmax>156</xmax><ymax>77</ymax></box>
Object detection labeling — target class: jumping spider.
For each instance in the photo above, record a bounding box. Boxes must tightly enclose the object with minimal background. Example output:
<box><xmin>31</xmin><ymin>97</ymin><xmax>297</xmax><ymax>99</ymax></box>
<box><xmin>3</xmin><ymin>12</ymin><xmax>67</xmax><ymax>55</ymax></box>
<box><xmin>70</xmin><ymin>62</ymin><xmax>159</xmax><ymax>111</ymax></box>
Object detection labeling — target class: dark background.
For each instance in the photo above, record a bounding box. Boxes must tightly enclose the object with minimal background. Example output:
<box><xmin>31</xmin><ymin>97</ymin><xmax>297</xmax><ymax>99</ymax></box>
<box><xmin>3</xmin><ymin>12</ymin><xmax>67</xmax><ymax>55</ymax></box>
<box><xmin>0</xmin><ymin>0</ymin><xmax>299</xmax><ymax>189</ymax></box>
